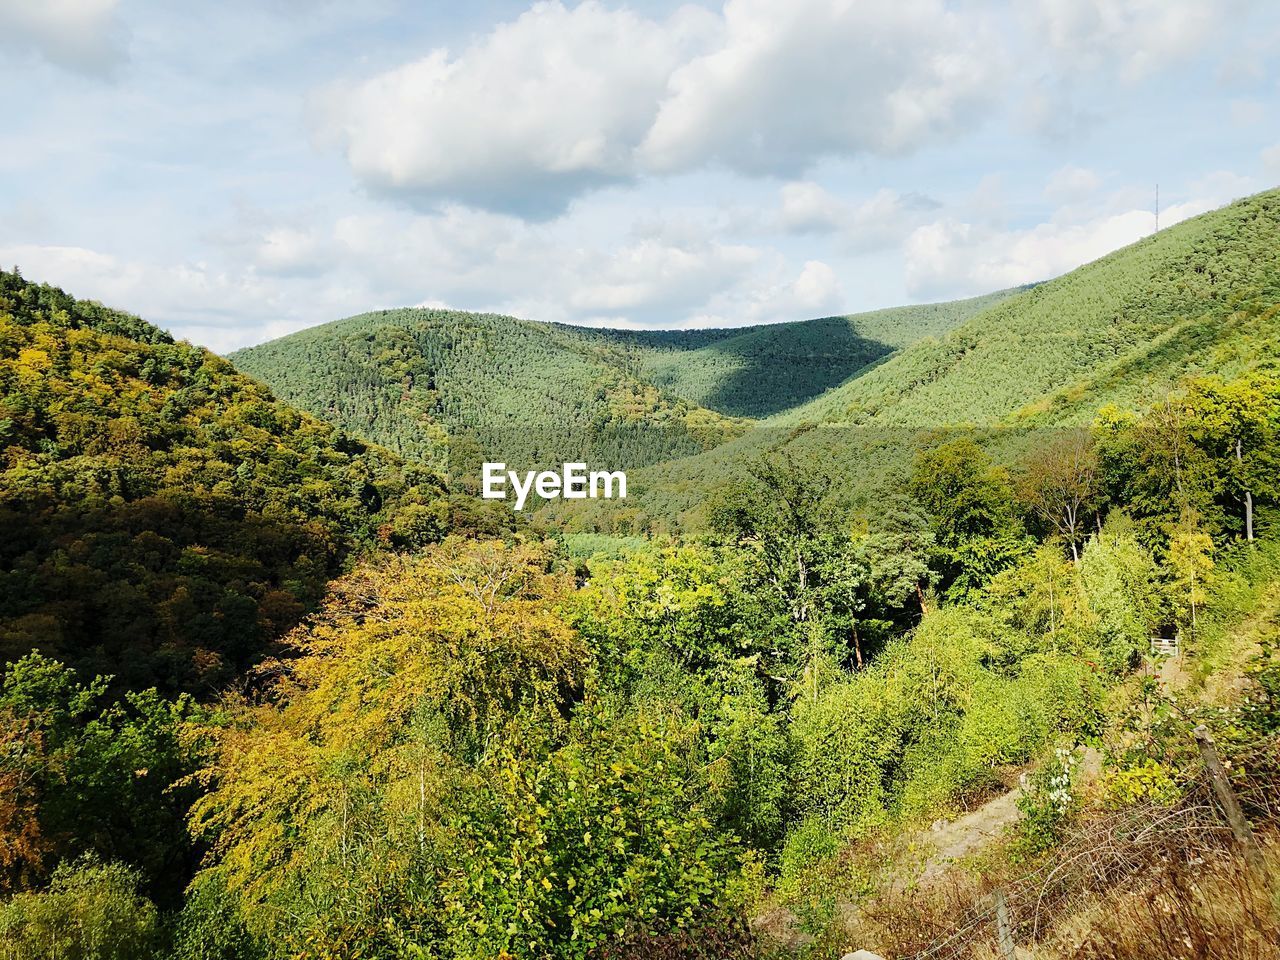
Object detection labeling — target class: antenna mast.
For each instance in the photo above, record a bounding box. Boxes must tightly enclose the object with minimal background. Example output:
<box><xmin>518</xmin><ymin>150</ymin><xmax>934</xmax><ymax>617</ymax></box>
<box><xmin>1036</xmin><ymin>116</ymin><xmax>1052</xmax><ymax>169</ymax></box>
<box><xmin>1155</xmin><ymin>183</ymin><xmax>1159</xmax><ymax>233</ymax></box>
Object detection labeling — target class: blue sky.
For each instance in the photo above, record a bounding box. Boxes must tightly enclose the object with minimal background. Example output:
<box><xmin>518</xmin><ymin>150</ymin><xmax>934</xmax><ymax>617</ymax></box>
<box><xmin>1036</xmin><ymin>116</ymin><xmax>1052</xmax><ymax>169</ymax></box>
<box><xmin>1</xmin><ymin>0</ymin><xmax>1277</xmax><ymax>352</ymax></box>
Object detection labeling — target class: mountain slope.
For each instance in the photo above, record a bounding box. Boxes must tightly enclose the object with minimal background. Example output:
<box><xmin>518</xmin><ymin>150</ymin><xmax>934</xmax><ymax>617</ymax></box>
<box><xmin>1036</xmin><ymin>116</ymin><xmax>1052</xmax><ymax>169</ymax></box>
<box><xmin>589</xmin><ymin>289</ymin><xmax>1020</xmax><ymax>418</ymax></box>
<box><xmin>228</xmin><ymin>292</ymin><xmax>1014</xmax><ymax>473</ymax></box>
<box><xmin>574</xmin><ymin>189</ymin><xmax>1280</xmax><ymax>529</ymax></box>
<box><xmin>786</xmin><ymin>189</ymin><xmax>1280</xmax><ymax>429</ymax></box>
<box><xmin>231</xmin><ymin>309</ymin><xmax>747</xmax><ymax>472</ymax></box>
<box><xmin>0</xmin><ymin>270</ymin><xmax>445</xmax><ymax>693</ymax></box>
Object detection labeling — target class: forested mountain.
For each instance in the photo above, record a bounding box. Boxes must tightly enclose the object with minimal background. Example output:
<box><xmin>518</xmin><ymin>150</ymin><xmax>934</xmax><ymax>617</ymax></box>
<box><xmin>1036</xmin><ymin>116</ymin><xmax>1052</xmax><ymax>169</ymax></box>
<box><xmin>228</xmin><ymin>290</ymin><xmax>1011</xmax><ymax>473</ymax></box>
<box><xmin>230</xmin><ymin>310</ymin><xmax>747</xmax><ymax>473</ymax></box>
<box><xmin>0</xmin><ymin>270</ymin><xmax>447</xmax><ymax>693</ymax></box>
<box><xmin>600</xmin><ymin>189</ymin><xmax>1280</xmax><ymax>530</ymax></box>
<box><xmin>4</xmin><ymin>195</ymin><xmax>1280</xmax><ymax>960</ymax></box>
<box><xmin>592</xmin><ymin>288</ymin><xmax>1019</xmax><ymax>418</ymax></box>
<box><xmin>786</xmin><ymin>189</ymin><xmax>1280</xmax><ymax>429</ymax></box>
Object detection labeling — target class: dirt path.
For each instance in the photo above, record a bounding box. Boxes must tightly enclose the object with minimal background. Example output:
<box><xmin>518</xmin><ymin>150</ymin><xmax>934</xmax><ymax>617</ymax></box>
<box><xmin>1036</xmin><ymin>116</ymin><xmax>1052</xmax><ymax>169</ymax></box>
<box><xmin>916</xmin><ymin>787</ymin><xmax>1024</xmax><ymax>884</ymax></box>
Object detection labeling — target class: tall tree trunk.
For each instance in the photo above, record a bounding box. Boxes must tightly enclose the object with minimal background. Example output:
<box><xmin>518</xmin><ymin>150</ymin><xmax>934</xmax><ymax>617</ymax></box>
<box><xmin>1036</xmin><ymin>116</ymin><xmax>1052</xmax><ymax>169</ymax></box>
<box><xmin>851</xmin><ymin>620</ymin><xmax>863</xmax><ymax>670</ymax></box>
<box><xmin>1238</xmin><ymin>438</ymin><xmax>1254</xmax><ymax>542</ymax></box>
<box><xmin>916</xmin><ymin>581</ymin><xmax>928</xmax><ymax>615</ymax></box>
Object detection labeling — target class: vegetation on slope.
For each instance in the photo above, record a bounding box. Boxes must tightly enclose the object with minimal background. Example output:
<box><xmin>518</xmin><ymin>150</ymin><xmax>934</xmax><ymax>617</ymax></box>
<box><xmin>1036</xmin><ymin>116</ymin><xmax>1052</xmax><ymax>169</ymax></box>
<box><xmin>229</xmin><ymin>309</ymin><xmax>749</xmax><ymax>473</ymax></box>
<box><xmin>790</xmin><ymin>190</ymin><xmax>1280</xmax><ymax>429</ymax></box>
<box><xmin>227</xmin><ymin>290</ymin><xmax>1012</xmax><ymax>475</ymax></box>
<box><xmin>604</xmin><ymin>288</ymin><xmax>1019</xmax><ymax>418</ymax></box>
<box><xmin>600</xmin><ymin>190</ymin><xmax>1280</xmax><ymax>531</ymax></box>
<box><xmin>4</xmin><ymin>347</ymin><xmax>1278</xmax><ymax>958</ymax></box>
<box><xmin>0</xmin><ymin>270</ymin><xmax>447</xmax><ymax>693</ymax></box>
<box><xmin>4</xmin><ymin>193</ymin><xmax>1280</xmax><ymax>960</ymax></box>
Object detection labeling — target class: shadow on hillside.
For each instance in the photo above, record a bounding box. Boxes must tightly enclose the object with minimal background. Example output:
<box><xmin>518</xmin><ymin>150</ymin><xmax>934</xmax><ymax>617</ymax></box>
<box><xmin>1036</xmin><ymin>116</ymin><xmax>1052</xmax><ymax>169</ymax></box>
<box><xmin>693</xmin><ymin>318</ymin><xmax>895</xmax><ymax>418</ymax></box>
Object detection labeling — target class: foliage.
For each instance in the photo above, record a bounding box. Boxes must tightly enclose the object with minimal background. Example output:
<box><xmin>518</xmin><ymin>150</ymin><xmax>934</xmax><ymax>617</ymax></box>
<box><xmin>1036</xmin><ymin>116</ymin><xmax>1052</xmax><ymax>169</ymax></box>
<box><xmin>169</xmin><ymin>872</ymin><xmax>265</xmax><ymax>960</ymax></box>
<box><xmin>5</xmin><ymin>192</ymin><xmax>1280</xmax><ymax>959</ymax></box>
<box><xmin>1015</xmin><ymin>747</ymin><xmax>1079</xmax><ymax>855</ymax></box>
<box><xmin>230</xmin><ymin>308</ymin><xmax>749</xmax><ymax>474</ymax></box>
<box><xmin>0</xmin><ymin>653</ymin><xmax>199</xmax><ymax>902</ymax></box>
<box><xmin>442</xmin><ymin>704</ymin><xmax>742</xmax><ymax>960</ymax></box>
<box><xmin>908</xmin><ymin>435</ymin><xmax>1032</xmax><ymax>599</ymax></box>
<box><xmin>619</xmin><ymin>190</ymin><xmax>1280</xmax><ymax>530</ymax></box>
<box><xmin>1078</xmin><ymin>513</ymin><xmax>1164</xmax><ymax>672</ymax></box>
<box><xmin>186</xmin><ymin>539</ymin><xmax>746</xmax><ymax>959</ymax></box>
<box><xmin>0</xmin><ymin>269</ymin><xmax>447</xmax><ymax>693</ymax></box>
<box><xmin>228</xmin><ymin>292</ymin><xmax>1014</xmax><ymax>477</ymax></box>
<box><xmin>1166</xmin><ymin>508</ymin><xmax>1217</xmax><ymax>636</ymax></box>
<box><xmin>0</xmin><ymin>857</ymin><xmax>160</xmax><ymax>960</ymax></box>
<box><xmin>1103</xmin><ymin>757</ymin><xmax>1181</xmax><ymax>808</ymax></box>
<box><xmin>570</xmin><ymin>545</ymin><xmax>792</xmax><ymax>849</ymax></box>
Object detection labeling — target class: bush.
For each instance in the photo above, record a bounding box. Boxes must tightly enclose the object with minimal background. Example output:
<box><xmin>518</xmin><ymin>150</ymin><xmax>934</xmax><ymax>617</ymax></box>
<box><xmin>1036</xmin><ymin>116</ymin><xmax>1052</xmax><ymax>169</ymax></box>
<box><xmin>1015</xmin><ymin>747</ymin><xmax>1078</xmax><ymax>856</ymax></box>
<box><xmin>0</xmin><ymin>857</ymin><xmax>160</xmax><ymax>960</ymax></box>
<box><xmin>777</xmin><ymin>816</ymin><xmax>843</xmax><ymax>889</ymax></box>
<box><xmin>169</xmin><ymin>872</ymin><xmax>264</xmax><ymax>960</ymax></box>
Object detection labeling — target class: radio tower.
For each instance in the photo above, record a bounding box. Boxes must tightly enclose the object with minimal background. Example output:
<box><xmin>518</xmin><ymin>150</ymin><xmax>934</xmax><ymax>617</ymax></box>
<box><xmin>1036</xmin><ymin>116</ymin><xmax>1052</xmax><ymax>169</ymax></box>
<box><xmin>1155</xmin><ymin>183</ymin><xmax>1159</xmax><ymax>233</ymax></box>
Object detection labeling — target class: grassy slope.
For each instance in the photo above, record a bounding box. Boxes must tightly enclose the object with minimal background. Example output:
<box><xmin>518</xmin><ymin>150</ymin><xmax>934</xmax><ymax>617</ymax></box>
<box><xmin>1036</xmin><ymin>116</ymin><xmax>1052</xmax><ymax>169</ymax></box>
<box><xmin>582</xmin><ymin>189</ymin><xmax>1280</xmax><ymax>529</ymax></box>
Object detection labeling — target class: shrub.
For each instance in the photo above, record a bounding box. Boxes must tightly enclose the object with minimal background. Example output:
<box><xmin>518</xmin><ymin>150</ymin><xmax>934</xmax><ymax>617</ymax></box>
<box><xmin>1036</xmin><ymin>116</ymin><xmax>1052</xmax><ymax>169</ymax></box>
<box><xmin>0</xmin><ymin>857</ymin><xmax>159</xmax><ymax>960</ymax></box>
<box><xmin>1015</xmin><ymin>748</ymin><xmax>1078</xmax><ymax>856</ymax></box>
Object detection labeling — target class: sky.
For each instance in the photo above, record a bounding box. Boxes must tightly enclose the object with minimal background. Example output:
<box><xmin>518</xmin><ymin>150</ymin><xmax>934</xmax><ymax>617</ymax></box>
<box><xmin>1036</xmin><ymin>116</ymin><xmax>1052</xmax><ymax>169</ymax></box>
<box><xmin>0</xmin><ymin>0</ymin><xmax>1277</xmax><ymax>353</ymax></box>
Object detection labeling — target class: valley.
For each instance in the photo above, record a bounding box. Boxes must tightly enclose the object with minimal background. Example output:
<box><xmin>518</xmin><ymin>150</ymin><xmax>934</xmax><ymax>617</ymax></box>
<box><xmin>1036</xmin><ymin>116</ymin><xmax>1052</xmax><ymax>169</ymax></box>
<box><xmin>2</xmin><ymin>189</ymin><xmax>1280</xmax><ymax>960</ymax></box>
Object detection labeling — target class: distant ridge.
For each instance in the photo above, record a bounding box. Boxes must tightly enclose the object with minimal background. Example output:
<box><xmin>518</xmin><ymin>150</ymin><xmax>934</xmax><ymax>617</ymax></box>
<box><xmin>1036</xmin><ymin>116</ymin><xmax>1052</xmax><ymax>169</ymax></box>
<box><xmin>229</xmin><ymin>290</ymin><xmax>1014</xmax><ymax>472</ymax></box>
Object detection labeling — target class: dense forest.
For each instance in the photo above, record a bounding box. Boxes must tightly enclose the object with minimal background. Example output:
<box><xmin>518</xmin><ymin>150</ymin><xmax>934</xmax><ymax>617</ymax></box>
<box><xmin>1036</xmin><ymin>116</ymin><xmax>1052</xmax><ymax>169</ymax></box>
<box><xmin>0</xmin><ymin>271</ymin><xmax>454</xmax><ymax>693</ymax></box>
<box><xmin>228</xmin><ymin>291</ymin><xmax>1013</xmax><ymax>473</ymax></box>
<box><xmin>3</xmin><ymin>190</ymin><xmax>1280</xmax><ymax>960</ymax></box>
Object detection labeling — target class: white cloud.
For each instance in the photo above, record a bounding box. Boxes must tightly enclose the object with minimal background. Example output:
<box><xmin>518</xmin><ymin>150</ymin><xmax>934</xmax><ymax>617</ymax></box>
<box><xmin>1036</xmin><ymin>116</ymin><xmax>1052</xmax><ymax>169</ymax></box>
<box><xmin>315</xmin><ymin>1</ymin><xmax>712</xmax><ymax>217</ymax></box>
<box><xmin>569</xmin><ymin>237</ymin><xmax>760</xmax><ymax>317</ymax></box>
<box><xmin>317</xmin><ymin>0</ymin><xmax>1000</xmax><ymax>215</ymax></box>
<box><xmin>904</xmin><ymin>211</ymin><xmax>1154</xmax><ymax>299</ymax></box>
<box><xmin>1016</xmin><ymin>0</ymin><xmax>1247</xmax><ymax>139</ymax></box>
<box><xmin>2</xmin><ymin>198</ymin><xmax>855</xmax><ymax>353</ymax></box>
<box><xmin>778</xmin><ymin>182</ymin><xmax>846</xmax><ymax>234</ymax></box>
<box><xmin>639</xmin><ymin>0</ymin><xmax>999</xmax><ymax>176</ymax></box>
<box><xmin>0</xmin><ymin>242</ymin><xmax>291</xmax><ymax>352</ymax></box>
<box><xmin>254</xmin><ymin>226</ymin><xmax>338</xmax><ymax>278</ymax></box>
<box><xmin>0</xmin><ymin>0</ymin><xmax>127</xmax><ymax>77</ymax></box>
<box><xmin>778</xmin><ymin>183</ymin><xmax>940</xmax><ymax>253</ymax></box>
<box><xmin>690</xmin><ymin>259</ymin><xmax>845</xmax><ymax>328</ymax></box>
<box><xmin>1264</xmin><ymin>144</ymin><xmax>1280</xmax><ymax>179</ymax></box>
<box><xmin>1026</xmin><ymin>0</ymin><xmax>1230</xmax><ymax>82</ymax></box>
<box><xmin>903</xmin><ymin>175</ymin><xmax>1254</xmax><ymax>300</ymax></box>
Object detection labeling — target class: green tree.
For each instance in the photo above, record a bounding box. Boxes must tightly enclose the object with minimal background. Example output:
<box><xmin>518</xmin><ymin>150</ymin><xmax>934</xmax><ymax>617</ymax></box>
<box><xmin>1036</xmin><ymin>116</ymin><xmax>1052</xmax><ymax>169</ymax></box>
<box><xmin>0</xmin><ymin>857</ymin><xmax>160</xmax><ymax>960</ymax></box>
<box><xmin>1184</xmin><ymin>373</ymin><xmax>1280</xmax><ymax>542</ymax></box>
<box><xmin>1019</xmin><ymin>428</ymin><xmax>1101</xmax><ymax>562</ymax></box>
<box><xmin>909</xmin><ymin>436</ymin><xmax>1030</xmax><ymax>597</ymax></box>
<box><xmin>1166</xmin><ymin>508</ymin><xmax>1215</xmax><ymax>637</ymax></box>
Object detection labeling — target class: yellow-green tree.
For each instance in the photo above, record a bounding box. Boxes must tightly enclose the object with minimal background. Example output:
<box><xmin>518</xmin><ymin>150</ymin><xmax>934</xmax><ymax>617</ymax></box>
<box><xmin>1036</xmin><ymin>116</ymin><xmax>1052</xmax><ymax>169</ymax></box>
<box><xmin>1167</xmin><ymin>509</ymin><xmax>1215</xmax><ymax>636</ymax></box>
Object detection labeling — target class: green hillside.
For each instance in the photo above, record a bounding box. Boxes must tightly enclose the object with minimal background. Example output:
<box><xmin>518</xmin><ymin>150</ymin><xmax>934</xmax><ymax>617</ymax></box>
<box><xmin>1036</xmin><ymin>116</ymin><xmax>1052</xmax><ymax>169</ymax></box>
<box><xmin>568</xmin><ymin>189</ymin><xmax>1280</xmax><ymax>530</ymax></box>
<box><xmin>0</xmin><ymin>270</ymin><xmax>446</xmax><ymax>693</ymax></box>
<box><xmin>786</xmin><ymin>189</ymin><xmax>1280</xmax><ymax>429</ymax></box>
<box><xmin>595</xmin><ymin>288</ymin><xmax>1019</xmax><ymax>418</ymax></box>
<box><xmin>227</xmin><ymin>291</ymin><xmax>1011</xmax><ymax>474</ymax></box>
<box><xmin>5</xmin><ymin>201</ymin><xmax>1280</xmax><ymax>960</ymax></box>
<box><xmin>230</xmin><ymin>309</ymin><xmax>747</xmax><ymax>473</ymax></box>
